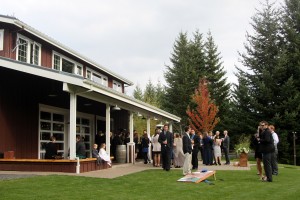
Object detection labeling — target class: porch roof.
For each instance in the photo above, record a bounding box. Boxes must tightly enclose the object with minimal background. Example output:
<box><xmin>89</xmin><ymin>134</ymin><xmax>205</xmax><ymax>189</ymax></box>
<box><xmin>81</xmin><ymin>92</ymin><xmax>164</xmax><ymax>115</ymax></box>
<box><xmin>0</xmin><ymin>57</ymin><xmax>181</xmax><ymax>122</ymax></box>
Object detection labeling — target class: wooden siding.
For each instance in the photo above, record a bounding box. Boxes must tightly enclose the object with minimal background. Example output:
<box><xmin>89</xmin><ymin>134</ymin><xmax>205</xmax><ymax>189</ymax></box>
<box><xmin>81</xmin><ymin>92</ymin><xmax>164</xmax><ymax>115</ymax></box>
<box><xmin>0</xmin><ymin>67</ymin><xmax>129</xmax><ymax>159</ymax></box>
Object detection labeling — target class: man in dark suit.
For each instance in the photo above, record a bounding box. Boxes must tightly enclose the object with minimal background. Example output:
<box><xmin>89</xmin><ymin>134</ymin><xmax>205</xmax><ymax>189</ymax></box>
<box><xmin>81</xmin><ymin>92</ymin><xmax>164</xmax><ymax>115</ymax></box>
<box><xmin>182</xmin><ymin>126</ymin><xmax>192</xmax><ymax>175</ymax></box>
<box><xmin>222</xmin><ymin>130</ymin><xmax>230</xmax><ymax>165</ymax></box>
<box><xmin>158</xmin><ymin>124</ymin><xmax>173</xmax><ymax>171</ymax></box>
<box><xmin>259</xmin><ymin>121</ymin><xmax>275</xmax><ymax>182</ymax></box>
<box><xmin>191</xmin><ymin>128</ymin><xmax>200</xmax><ymax>169</ymax></box>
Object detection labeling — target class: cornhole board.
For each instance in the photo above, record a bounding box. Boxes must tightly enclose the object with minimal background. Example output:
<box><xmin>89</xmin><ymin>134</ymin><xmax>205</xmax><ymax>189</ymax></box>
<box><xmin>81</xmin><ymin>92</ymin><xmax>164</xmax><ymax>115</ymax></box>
<box><xmin>177</xmin><ymin>170</ymin><xmax>216</xmax><ymax>183</ymax></box>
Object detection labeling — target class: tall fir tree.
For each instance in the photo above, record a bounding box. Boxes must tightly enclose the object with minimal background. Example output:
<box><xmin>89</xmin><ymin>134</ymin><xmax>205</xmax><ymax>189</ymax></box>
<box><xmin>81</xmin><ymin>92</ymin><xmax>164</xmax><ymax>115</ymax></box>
<box><xmin>143</xmin><ymin>79</ymin><xmax>157</xmax><ymax>106</ymax></box>
<box><xmin>232</xmin><ymin>0</ymin><xmax>299</xmax><ymax>163</ymax></box>
<box><xmin>133</xmin><ymin>84</ymin><xmax>143</xmax><ymax>101</ymax></box>
<box><xmin>164</xmin><ymin>32</ymin><xmax>204</xmax><ymax>125</ymax></box>
<box><xmin>204</xmin><ymin>31</ymin><xmax>231</xmax><ymax>130</ymax></box>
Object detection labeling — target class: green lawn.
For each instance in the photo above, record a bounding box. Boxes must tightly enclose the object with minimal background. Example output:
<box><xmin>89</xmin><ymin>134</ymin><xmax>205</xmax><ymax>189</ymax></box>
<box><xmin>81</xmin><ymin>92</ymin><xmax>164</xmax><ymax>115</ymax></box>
<box><xmin>1</xmin><ymin>164</ymin><xmax>299</xmax><ymax>200</ymax></box>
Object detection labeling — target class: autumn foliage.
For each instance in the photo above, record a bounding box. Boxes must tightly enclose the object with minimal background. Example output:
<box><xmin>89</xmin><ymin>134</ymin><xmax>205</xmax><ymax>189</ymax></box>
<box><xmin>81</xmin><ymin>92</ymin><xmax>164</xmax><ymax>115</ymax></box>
<box><xmin>186</xmin><ymin>79</ymin><xmax>219</xmax><ymax>132</ymax></box>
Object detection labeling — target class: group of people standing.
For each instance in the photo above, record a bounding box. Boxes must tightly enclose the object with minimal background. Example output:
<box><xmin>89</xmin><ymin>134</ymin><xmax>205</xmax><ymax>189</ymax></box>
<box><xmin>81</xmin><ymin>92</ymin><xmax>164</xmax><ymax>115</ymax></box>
<box><xmin>143</xmin><ymin>124</ymin><xmax>230</xmax><ymax>175</ymax></box>
<box><xmin>253</xmin><ymin>121</ymin><xmax>279</xmax><ymax>182</ymax></box>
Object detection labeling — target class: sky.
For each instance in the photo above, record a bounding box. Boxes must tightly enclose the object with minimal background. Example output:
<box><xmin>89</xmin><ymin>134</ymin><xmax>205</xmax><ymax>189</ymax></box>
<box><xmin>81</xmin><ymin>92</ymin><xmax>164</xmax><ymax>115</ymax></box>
<box><xmin>1</xmin><ymin>0</ymin><xmax>284</xmax><ymax>95</ymax></box>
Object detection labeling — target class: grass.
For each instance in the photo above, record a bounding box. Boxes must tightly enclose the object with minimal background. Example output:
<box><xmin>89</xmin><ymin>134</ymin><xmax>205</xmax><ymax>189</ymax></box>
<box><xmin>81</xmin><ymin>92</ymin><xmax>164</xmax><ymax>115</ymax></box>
<box><xmin>0</xmin><ymin>164</ymin><xmax>299</xmax><ymax>200</ymax></box>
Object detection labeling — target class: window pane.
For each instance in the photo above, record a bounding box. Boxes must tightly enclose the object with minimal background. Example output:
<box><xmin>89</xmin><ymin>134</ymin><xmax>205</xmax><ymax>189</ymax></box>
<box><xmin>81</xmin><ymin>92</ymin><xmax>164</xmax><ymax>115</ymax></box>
<box><xmin>40</xmin><ymin>122</ymin><xmax>51</xmax><ymax>130</ymax></box>
<box><xmin>53</xmin><ymin>113</ymin><xmax>64</xmax><ymax>122</ymax></box>
<box><xmin>56</xmin><ymin>143</ymin><xmax>64</xmax><ymax>151</ymax></box>
<box><xmin>33</xmin><ymin>44</ymin><xmax>39</xmax><ymax>65</ymax></box>
<box><xmin>82</xmin><ymin>118</ymin><xmax>90</xmax><ymax>126</ymax></box>
<box><xmin>53</xmin><ymin>123</ymin><xmax>64</xmax><ymax>131</ymax></box>
<box><xmin>40</xmin><ymin>111</ymin><xmax>51</xmax><ymax>120</ymax></box>
<box><xmin>41</xmin><ymin>142</ymin><xmax>47</xmax><ymax>150</ymax></box>
<box><xmin>87</xmin><ymin>70</ymin><xmax>91</xmax><ymax>79</ymax></box>
<box><xmin>40</xmin><ymin>132</ymin><xmax>51</xmax><ymax>140</ymax></box>
<box><xmin>92</xmin><ymin>73</ymin><xmax>102</xmax><ymax>85</ymax></box>
<box><xmin>77</xmin><ymin>66</ymin><xmax>82</xmax><ymax>75</ymax></box>
<box><xmin>18</xmin><ymin>38</ymin><xmax>27</xmax><ymax>62</ymax></box>
<box><xmin>53</xmin><ymin>133</ymin><xmax>64</xmax><ymax>141</ymax></box>
<box><xmin>62</xmin><ymin>58</ymin><xmax>74</xmax><ymax>73</ymax></box>
<box><xmin>54</xmin><ymin>54</ymin><xmax>60</xmax><ymax>70</ymax></box>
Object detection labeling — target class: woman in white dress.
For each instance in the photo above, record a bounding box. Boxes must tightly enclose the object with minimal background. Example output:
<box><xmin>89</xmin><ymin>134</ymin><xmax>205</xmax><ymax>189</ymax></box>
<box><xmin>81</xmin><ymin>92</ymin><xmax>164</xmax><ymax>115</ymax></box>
<box><xmin>152</xmin><ymin>128</ymin><xmax>161</xmax><ymax>167</ymax></box>
<box><xmin>99</xmin><ymin>143</ymin><xmax>112</xmax><ymax>166</ymax></box>
<box><xmin>173</xmin><ymin>133</ymin><xmax>185</xmax><ymax>168</ymax></box>
<box><xmin>213</xmin><ymin>136</ymin><xmax>222</xmax><ymax>165</ymax></box>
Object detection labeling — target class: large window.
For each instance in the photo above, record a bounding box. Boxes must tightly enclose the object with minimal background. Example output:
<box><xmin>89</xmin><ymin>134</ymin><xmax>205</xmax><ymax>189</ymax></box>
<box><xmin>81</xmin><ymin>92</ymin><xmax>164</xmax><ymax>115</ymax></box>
<box><xmin>16</xmin><ymin>34</ymin><xmax>41</xmax><ymax>65</ymax></box>
<box><xmin>86</xmin><ymin>68</ymin><xmax>108</xmax><ymax>87</ymax></box>
<box><xmin>39</xmin><ymin>110</ymin><xmax>66</xmax><ymax>159</ymax></box>
<box><xmin>52</xmin><ymin>51</ymin><xmax>83</xmax><ymax>76</ymax></box>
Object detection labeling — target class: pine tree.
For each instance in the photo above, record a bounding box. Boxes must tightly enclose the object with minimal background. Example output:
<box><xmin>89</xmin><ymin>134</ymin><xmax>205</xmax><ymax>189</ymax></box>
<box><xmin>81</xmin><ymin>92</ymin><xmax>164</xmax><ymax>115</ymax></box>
<box><xmin>143</xmin><ymin>79</ymin><xmax>157</xmax><ymax>106</ymax></box>
<box><xmin>204</xmin><ymin>31</ymin><xmax>231</xmax><ymax>130</ymax></box>
<box><xmin>133</xmin><ymin>84</ymin><xmax>143</xmax><ymax>101</ymax></box>
<box><xmin>164</xmin><ymin>32</ymin><xmax>202</xmax><ymax>125</ymax></box>
<box><xmin>186</xmin><ymin>79</ymin><xmax>219</xmax><ymax>132</ymax></box>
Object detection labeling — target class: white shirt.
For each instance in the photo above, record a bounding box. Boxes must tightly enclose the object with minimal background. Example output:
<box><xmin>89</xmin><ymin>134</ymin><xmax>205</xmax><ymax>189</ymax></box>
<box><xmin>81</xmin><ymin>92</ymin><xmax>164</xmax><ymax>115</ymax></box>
<box><xmin>272</xmin><ymin>131</ymin><xmax>279</xmax><ymax>145</ymax></box>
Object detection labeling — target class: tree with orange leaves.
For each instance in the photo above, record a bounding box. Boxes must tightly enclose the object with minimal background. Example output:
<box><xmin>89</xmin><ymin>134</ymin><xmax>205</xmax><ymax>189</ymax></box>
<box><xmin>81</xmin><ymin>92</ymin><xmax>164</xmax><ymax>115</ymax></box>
<box><xmin>186</xmin><ymin>78</ymin><xmax>219</xmax><ymax>132</ymax></box>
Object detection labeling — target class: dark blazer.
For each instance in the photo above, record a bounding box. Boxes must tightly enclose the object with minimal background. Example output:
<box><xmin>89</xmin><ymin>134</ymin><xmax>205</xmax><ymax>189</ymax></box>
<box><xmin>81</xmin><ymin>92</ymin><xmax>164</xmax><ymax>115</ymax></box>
<box><xmin>158</xmin><ymin>131</ymin><xmax>173</xmax><ymax>149</ymax></box>
<box><xmin>182</xmin><ymin>132</ymin><xmax>192</xmax><ymax>154</ymax></box>
<box><xmin>222</xmin><ymin>135</ymin><xmax>230</xmax><ymax>149</ymax></box>
<box><xmin>260</xmin><ymin>128</ymin><xmax>275</xmax><ymax>153</ymax></box>
<box><xmin>45</xmin><ymin>142</ymin><xmax>57</xmax><ymax>159</ymax></box>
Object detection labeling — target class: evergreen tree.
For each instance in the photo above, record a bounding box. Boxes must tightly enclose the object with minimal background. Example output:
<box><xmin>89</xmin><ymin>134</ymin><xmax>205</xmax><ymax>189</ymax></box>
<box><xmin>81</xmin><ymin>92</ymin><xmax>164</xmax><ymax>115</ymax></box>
<box><xmin>232</xmin><ymin>0</ymin><xmax>300</xmax><ymax>163</ymax></box>
<box><xmin>155</xmin><ymin>80</ymin><xmax>165</xmax><ymax>108</ymax></box>
<box><xmin>143</xmin><ymin>79</ymin><xmax>157</xmax><ymax>106</ymax></box>
<box><xmin>133</xmin><ymin>84</ymin><xmax>143</xmax><ymax>101</ymax></box>
<box><xmin>164</xmin><ymin>32</ymin><xmax>202</xmax><ymax>125</ymax></box>
<box><xmin>204</xmin><ymin>31</ymin><xmax>231</xmax><ymax>130</ymax></box>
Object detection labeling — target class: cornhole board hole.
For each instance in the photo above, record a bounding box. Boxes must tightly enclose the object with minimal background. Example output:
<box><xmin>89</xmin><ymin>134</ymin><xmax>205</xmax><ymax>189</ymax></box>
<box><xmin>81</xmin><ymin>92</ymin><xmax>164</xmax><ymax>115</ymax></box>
<box><xmin>177</xmin><ymin>170</ymin><xmax>216</xmax><ymax>183</ymax></box>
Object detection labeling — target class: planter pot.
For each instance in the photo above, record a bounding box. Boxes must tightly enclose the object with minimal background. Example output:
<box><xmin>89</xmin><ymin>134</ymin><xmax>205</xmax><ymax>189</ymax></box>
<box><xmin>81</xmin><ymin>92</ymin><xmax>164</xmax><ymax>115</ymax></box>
<box><xmin>239</xmin><ymin>152</ymin><xmax>248</xmax><ymax>167</ymax></box>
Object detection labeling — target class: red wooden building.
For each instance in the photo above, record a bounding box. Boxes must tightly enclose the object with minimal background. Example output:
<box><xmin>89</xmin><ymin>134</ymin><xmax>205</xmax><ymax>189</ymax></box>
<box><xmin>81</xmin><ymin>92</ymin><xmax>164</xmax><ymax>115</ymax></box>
<box><xmin>0</xmin><ymin>15</ymin><xmax>180</xmax><ymax>173</ymax></box>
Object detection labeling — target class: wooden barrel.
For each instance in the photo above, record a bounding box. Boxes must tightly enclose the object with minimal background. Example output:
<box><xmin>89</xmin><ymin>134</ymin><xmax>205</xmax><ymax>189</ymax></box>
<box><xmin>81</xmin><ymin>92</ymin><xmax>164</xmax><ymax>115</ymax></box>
<box><xmin>116</xmin><ymin>145</ymin><xmax>126</xmax><ymax>163</ymax></box>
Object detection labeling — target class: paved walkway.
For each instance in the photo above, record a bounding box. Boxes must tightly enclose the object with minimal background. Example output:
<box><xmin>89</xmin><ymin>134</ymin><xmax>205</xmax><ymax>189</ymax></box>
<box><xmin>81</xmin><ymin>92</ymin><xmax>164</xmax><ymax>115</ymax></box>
<box><xmin>0</xmin><ymin>161</ymin><xmax>251</xmax><ymax>180</ymax></box>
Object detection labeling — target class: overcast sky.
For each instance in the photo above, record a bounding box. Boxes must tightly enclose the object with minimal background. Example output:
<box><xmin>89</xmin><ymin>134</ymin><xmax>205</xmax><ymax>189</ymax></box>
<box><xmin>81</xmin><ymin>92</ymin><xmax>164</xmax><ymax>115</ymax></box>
<box><xmin>1</xmin><ymin>0</ymin><xmax>284</xmax><ymax>95</ymax></box>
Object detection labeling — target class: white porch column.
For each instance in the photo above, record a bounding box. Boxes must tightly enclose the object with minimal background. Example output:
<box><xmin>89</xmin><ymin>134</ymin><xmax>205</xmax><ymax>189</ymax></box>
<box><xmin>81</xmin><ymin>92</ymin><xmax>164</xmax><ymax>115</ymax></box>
<box><xmin>69</xmin><ymin>92</ymin><xmax>77</xmax><ymax>160</ymax></box>
<box><xmin>127</xmin><ymin>111</ymin><xmax>135</xmax><ymax>163</ymax></box>
<box><xmin>169</xmin><ymin>122</ymin><xmax>173</xmax><ymax>133</ymax></box>
<box><xmin>147</xmin><ymin>117</ymin><xmax>152</xmax><ymax>163</ymax></box>
<box><xmin>105</xmin><ymin>104</ymin><xmax>111</xmax><ymax>156</ymax></box>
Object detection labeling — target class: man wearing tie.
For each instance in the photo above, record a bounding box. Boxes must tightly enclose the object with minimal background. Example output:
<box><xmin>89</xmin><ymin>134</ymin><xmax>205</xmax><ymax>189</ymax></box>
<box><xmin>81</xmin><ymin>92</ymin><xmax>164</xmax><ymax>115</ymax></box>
<box><xmin>158</xmin><ymin>124</ymin><xmax>173</xmax><ymax>171</ymax></box>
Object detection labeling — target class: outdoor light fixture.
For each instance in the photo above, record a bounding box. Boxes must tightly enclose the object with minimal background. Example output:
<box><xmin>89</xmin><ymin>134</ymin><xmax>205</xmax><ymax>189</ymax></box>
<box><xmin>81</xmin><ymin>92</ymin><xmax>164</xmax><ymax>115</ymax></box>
<box><xmin>137</xmin><ymin>112</ymin><xmax>142</xmax><ymax>117</ymax></box>
<box><xmin>142</xmin><ymin>115</ymin><xmax>146</xmax><ymax>120</ymax></box>
<box><xmin>112</xmin><ymin>105</ymin><xmax>121</xmax><ymax>111</ymax></box>
<box><xmin>153</xmin><ymin>117</ymin><xmax>158</xmax><ymax>121</ymax></box>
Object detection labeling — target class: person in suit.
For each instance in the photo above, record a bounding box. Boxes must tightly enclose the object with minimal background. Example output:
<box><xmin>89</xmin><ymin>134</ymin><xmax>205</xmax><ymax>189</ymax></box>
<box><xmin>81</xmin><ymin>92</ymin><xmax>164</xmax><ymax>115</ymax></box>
<box><xmin>222</xmin><ymin>130</ymin><xmax>230</xmax><ymax>165</ymax></box>
<box><xmin>158</xmin><ymin>124</ymin><xmax>173</xmax><ymax>171</ymax></box>
<box><xmin>258</xmin><ymin>121</ymin><xmax>275</xmax><ymax>182</ymax></box>
<box><xmin>92</xmin><ymin>143</ymin><xmax>101</xmax><ymax>165</ymax></box>
<box><xmin>191</xmin><ymin>129</ymin><xmax>200</xmax><ymax>169</ymax></box>
<box><xmin>45</xmin><ymin>136</ymin><xmax>58</xmax><ymax>159</ymax></box>
<box><xmin>182</xmin><ymin>126</ymin><xmax>192</xmax><ymax>175</ymax></box>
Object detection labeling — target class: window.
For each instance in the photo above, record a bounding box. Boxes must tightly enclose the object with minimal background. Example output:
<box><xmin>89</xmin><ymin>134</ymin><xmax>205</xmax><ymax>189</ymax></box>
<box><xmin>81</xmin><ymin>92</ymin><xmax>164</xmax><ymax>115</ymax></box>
<box><xmin>85</xmin><ymin>68</ymin><xmax>108</xmax><ymax>87</ymax></box>
<box><xmin>39</xmin><ymin>110</ymin><xmax>65</xmax><ymax>159</ymax></box>
<box><xmin>16</xmin><ymin>34</ymin><xmax>41</xmax><ymax>65</ymax></box>
<box><xmin>113</xmin><ymin>80</ymin><xmax>122</xmax><ymax>92</ymax></box>
<box><xmin>52</xmin><ymin>52</ymin><xmax>83</xmax><ymax>76</ymax></box>
<box><xmin>0</xmin><ymin>29</ymin><xmax>3</xmax><ymax>51</ymax></box>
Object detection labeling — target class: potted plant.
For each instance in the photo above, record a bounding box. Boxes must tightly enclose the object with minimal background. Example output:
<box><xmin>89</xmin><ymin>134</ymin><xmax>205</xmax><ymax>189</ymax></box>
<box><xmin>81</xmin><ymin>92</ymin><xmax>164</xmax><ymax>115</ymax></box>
<box><xmin>234</xmin><ymin>134</ymin><xmax>251</xmax><ymax>167</ymax></box>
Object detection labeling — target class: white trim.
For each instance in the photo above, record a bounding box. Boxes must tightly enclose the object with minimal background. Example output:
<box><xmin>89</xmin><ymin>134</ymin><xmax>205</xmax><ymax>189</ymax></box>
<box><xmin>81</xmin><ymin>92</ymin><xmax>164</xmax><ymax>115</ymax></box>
<box><xmin>0</xmin><ymin>58</ymin><xmax>180</xmax><ymax>122</ymax></box>
<box><xmin>1</xmin><ymin>16</ymin><xmax>133</xmax><ymax>85</ymax></box>
<box><xmin>86</xmin><ymin>67</ymin><xmax>108</xmax><ymax>87</ymax></box>
<box><xmin>52</xmin><ymin>51</ymin><xmax>83</xmax><ymax>76</ymax></box>
<box><xmin>16</xmin><ymin>33</ymin><xmax>41</xmax><ymax>65</ymax></box>
<box><xmin>113</xmin><ymin>80</ymin><xmax>122</xmax><ymax>92</ymax></box>
<box><xmin>0</xmin><ymin>29</ymin><xmax>4</xmax><ymax>51</ymax></box>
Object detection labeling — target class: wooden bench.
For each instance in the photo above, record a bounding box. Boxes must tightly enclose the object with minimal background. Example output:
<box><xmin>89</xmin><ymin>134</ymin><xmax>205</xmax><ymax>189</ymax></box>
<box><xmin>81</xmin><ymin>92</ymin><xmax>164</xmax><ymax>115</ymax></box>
<box><xmin>0</xmin><ymin>158</ymin><xmax>111</xmax><ymax>173</ymax></box>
